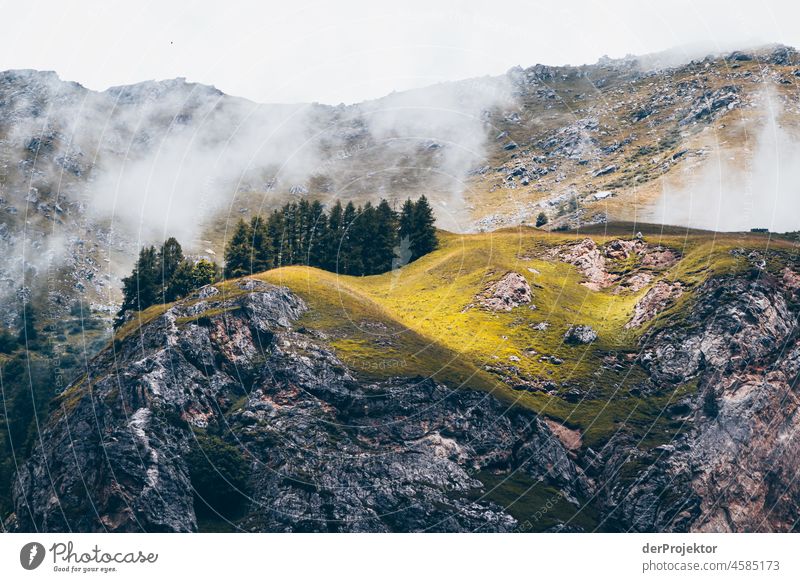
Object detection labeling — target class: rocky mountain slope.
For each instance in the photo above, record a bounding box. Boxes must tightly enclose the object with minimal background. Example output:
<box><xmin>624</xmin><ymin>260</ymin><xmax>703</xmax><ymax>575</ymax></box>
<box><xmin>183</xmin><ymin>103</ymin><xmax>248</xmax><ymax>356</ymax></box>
<box><xmin>4</xmin><ymin>44</ymin><xmax>800</xmax><ymax>533</ymax></box>
<box><xmin>2</xmin><ymin>44</ymin><xmax>800</xmax><ymax>333</ymax></box>
<box><xmin>7</xmin><ymin>227</ymin><xmax>800</xmax><ymax>532</ymax></box>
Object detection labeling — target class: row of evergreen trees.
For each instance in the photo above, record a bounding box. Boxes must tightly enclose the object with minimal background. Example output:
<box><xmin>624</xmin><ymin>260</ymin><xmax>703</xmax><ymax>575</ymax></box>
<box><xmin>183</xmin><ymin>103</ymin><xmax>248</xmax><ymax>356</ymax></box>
<box><xmin>114</xmin><ymin>197</ymin><xmax>437</xmax><ymax>325</ymax></box>
<box><xmin>115</xmin><ymin>238</ymin><xmax>219</xmax><ymax>327</ymax></box>
<box><xmin>225</xmin><ymin>196</ymin><xmax>437</xmax><ymax>278</ymax></box>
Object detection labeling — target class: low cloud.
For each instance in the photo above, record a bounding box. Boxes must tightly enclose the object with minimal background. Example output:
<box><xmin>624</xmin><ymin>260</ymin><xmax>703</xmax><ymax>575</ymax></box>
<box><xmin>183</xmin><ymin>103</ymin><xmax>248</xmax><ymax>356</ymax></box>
<box><xmin>644</xmin><ymin>88</ymin><xmax>800</xmax><ymax>232</ymax></box>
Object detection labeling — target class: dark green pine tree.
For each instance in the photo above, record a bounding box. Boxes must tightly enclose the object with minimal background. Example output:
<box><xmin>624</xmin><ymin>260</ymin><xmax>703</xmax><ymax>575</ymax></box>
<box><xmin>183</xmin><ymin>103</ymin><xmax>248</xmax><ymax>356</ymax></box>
<box><xmin>373</xmin><ymin>199</ymin><xmax>399</xmax><ymax>273</ymax></box>
<box><xmin>249</xmin><ymin>215</ymin><xmax>272</xmax><ymax>274</ymax></box>
<box><xmin>398</xmin><ymin>198</ymin><xmax>415</xmax><ymax>251</ymax></box>
<box><xmin>355</xmin><ymin>202</ymin><xmax>377</xmax><ymax>275</ymax></box>
<box><xmin>224</xmin><ymin>219</ymin><xmax>253</xmax><ymax>278</ymax></box>
<box><xmin>340</xmin><ymin>202</ymin><xmax>359</xmax><ymax>274</ymax></box>
<box><xmin>136</xmin><ymin>245</ymin><xmax>159</xmax><ymax>308</ymax></box>
<box><xmin>307</xmin><ymin>200</ymin><xmax>328</xmax><ymax>268</ymax></box>
<box><xmin>166</xmin><ymin>260</ymin><xmax>195</xmax><ymax>301</ymax></box>
<box><xmin>323</xmin><ymin>200</ymin><xmax>344</xmax><ymax>271</ymax></box>
<box><xmin>191</xmin><ymin>259</ymin><xmax>219</xmax><ymax>288</ymax></box>
<box><xmin>282</xmin><ymin>202</ymin><xmax>298</xmax><ymax>265</ymax></box>
<box><xmin>297</xmin><ymin>199</ymin><xmax>311</xmax><ymax>262</ymax></box>
<box><xmin>115</xmin><ymin>246</ymin><xmax>159</xmax><ymax>327</ymax></box>
<box><xmin>266</xmin><ymin>209</ymin><xmax>284</xmax><ymax>268</ymax></box>
<box><xmin>166</xmin><ymin>258</ymin><xmax>220</xmax><ymax>302</ymax></box>
<box><xmin>158</xmin><ymin>237</ymin><xmax>184</xmax><ymax>300</ymax></box>
<box><xmin>410</xmin><ymin>195</ymin><xmax>438</xmax><ymax>260</ymax></box>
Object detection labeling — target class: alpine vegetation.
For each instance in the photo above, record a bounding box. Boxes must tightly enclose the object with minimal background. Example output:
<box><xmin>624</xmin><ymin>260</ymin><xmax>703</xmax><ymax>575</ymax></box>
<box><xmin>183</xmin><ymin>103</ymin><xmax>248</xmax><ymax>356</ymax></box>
<box><xmin>224</xmin><ymin>196</ymin><xmax>438</xmax><ymax>278</ymax></box>
<box><xmin>115</xmin><ymin>238</ymin><xmax>220</xmax><ymax>327</ymax></box>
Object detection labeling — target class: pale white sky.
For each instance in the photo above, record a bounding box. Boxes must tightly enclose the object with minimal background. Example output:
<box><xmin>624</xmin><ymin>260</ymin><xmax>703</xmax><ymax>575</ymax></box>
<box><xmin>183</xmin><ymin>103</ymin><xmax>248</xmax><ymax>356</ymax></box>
<box><xmin>0</xmin><ymin>0</ymin><xmax>796</xmax><ymax>104</ymax></box>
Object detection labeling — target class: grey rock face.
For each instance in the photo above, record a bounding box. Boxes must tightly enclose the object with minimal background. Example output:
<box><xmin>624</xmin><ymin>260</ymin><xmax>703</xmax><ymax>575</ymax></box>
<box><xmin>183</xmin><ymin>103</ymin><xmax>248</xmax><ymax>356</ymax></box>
<box><xmin>640</xmin><ymin>276</ymin><xmax>794</xmax><ymax>385</ymax></box>
<box><xmin>603</xmin><ymin>274</ymin><xmax>800</xmax><ymax>532</ymax></box>
<box><xmin>11</xmin><ymin>283</ymin><xmax>585</xmax><ymax>533</ymax></box>
<box><xmin>9</xmin><ymin>273</ymin><xmax>800</xmax><ymax>533</ymax></box>
<box><xmin>625</xmin><ymin>281</ymin><xmax>683</xmax><ymax>328</ymax></box>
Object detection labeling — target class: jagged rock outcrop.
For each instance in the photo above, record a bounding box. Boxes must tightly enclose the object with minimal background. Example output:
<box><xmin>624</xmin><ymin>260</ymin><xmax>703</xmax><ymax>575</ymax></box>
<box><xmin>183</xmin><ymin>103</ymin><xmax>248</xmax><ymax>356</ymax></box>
<box><xmin>625</xmin><ymin>281</ymin><xmax>683</xmax><ymax>328</ymax></box>
<box><xmin>477</xmin><ymin>272</ymin><xmax>532</xmax><ymax>311</ymax></box>
<box><xmin>555</xmin><ymin>239</ymin><xmax>617</xmax><ymax>291</ymax></box>
<box><xmin>602</xmin><ymin>274</ymin><xmax>800</xmax><ymax>532</ymax></box>
<box><xmin>10</xmin><ymin>279</ymin><xmax>585</xmax><ymax>533</ymax></box>
<box><xmin>8</xmin><ymin>273</ymin><xmax>800</xmax><ymax>533</ymax></box>
<box><xmin>639</xmin><ymin>276</ymin><xmax>794</xmax><ymax>385</ymax></box>
<box><xmin>615</xmin><ymin>272</ymin><xmax>653</xmax><ymax>293</ymax></box>
<box><xmin>551</xmin><ymin>239</ymin><xmax>680</xmax><ymax>292</ymax></box>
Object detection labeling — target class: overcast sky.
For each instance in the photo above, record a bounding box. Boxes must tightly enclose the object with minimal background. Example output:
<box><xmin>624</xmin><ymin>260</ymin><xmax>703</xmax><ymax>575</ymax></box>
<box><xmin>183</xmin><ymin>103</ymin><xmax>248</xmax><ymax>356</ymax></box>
<box><xmin>0</xmin><ymin>0</ymin><xmax>797</xmax><ymax>104</ymax></box>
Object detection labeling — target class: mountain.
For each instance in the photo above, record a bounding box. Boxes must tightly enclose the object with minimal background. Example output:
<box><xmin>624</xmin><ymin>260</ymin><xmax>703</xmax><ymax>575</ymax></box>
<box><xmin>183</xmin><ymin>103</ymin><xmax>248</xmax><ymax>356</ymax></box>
<box><xmin>0</xmin><ymin>67</ymin><xmax>507</xmax><ymax>326</ymax></box>
<box><xmin>2</xmin><ymin>44</ymin><xmax>800</xmax><ymax>331</ymax></box>
<box><xmin>7</xmin><ymin>226</ymin><xmax>800</xmax><ymax>532</ymax></box>
<box><xmin>3</xmin><ymin>45</ymin><xmax>800</xmax><ymax>532</ymax></box>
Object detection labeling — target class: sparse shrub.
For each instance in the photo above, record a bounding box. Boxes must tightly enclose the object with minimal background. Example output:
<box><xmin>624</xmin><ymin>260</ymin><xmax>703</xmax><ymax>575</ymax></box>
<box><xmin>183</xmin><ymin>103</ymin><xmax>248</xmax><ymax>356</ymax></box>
<box><xmin>536</xmin><ymin>212</ymin><xmax>549</xmax><ymax>227</ymax></box>
<box><xmin>568</xmin><ymin>195</ymin><xmax>579</xmax><ymax>212</ymax></box>
<box><xmin>16</xmin><ymin>302</ymin><xmax>38</xmax><ymax>347</ymax></box>
<box><xmin>0</xmin><ymin>328</ymin><xmax>16</xmax><ymax>353</ymax></box>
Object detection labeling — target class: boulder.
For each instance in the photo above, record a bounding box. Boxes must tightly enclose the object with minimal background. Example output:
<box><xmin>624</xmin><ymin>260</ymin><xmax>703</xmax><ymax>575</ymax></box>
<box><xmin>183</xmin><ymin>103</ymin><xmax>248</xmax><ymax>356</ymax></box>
<box><xmin>478</xmin><ymin>272</ymin><xmax>532</xmax><ymax>311</ymax></box>
<box><xmin>592</xmin><ymin>164</ymin><xmax>617</xmax><ymax>177</ymax></box>
<box><xmin>564</xmin><ymin>325</ymin><xmax>598</xmax><ymax>344</ymax></box>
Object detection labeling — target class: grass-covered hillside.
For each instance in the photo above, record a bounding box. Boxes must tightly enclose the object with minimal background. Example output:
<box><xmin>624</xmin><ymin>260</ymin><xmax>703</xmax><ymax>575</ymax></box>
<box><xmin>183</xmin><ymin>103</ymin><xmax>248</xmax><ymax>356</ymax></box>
<box><xmin>18</xmin><ymin>223</ymin><xmax>800</xmax><ymax>532</ymax></box>
<box><xmin>110</xmin><ymin>223</ymin><xmax>799</xmax><ymax>453</ymax></box>
<box><xmin>181</xmin><ymin>224</ymin><xmax>797</xmax><ymax>451</ymax></box>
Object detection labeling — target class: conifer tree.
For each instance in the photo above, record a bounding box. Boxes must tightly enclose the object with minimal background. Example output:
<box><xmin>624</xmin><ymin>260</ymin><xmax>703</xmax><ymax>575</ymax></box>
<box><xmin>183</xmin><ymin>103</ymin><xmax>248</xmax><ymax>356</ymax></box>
<box><xmin>297</xmin><ymin>199</ymin><xmax>311</xmax><ymax>261</ymax></box>
<box><xmin>116</xmin><ymin>246</ymin><xmax>158</xmax><ymax>327</ymax></box>
<box><xmin>266</xmin><ymin>209</ymin><xmax>284</xmax><ymax>268</ymax></box>
<box><xmin>166</xmin><ymin>260</ymin><xmax>195</xmax><ymax>301</ymax></box>
<box><xmin>340</xmin><ymin>202</ymin><xmax>358</xmax><ymax>274</ymax></box>
<box><xmin>224</xmin><ymin>219</ymin><xmax>253</xmax><ymax>278</ymax></box>
<box><xmin>398</xmin><ymin>198</ymin><xmax>415</xmax><ymax>249</ymax></box>
<box><xmin>374</xmin><ymin>199</ymin><xmax>399</xmax><ymax>273</ymax></box>
<box><xmin>355</xmin><ymin>202</ymin><xmax>377</xmax><ymax>275</ymax></box>
<box><xmin>282</xmin><ymin>203</ymin><xmax>298</xmax><ymax>265</ymax></box>
<box><xmin>192</xmin><ymin>259</ymin><xmax>219</xmax><ymax>288</ymax></box>
<box><xmin>324</xmin><ymin>200</ymin><xmax>344</xmax><ymax>271</ymax></box>
<box><xmin>166</xmin><ymin>259</ymin><xmax>220</xmax><ymax>302</ymax></box>
<box><xmin>307</xmin><ymin>200</ymin><xmax>328</xmax><ymax>268</ymax></box>
<box><xmin>249</xmin><ymin>216</ymin><xmax>271</xmax><ymax>274</ymax></box>
<box><xmin>158</xmin><ymin>237</ymin><xmax>184</xmax><ymax>284</ymax></box>
<box><xmin>158</xmin><ymin>237</ymin><xmax>184</xmax><ymax>301</ymax></box>
<box><xmin>410</xmin><ymin>195</ymin><xmax>438</xmax><ymax>260</ymax></box>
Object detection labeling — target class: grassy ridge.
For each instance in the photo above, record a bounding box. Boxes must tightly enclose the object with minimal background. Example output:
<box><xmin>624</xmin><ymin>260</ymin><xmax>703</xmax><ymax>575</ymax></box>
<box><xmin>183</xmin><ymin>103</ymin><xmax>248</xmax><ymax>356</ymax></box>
<box><xmin>97</xmin><ymin>225</ymin><xmax>797</xmax><ymax>528</ymax></box>
<box><xmin>114</xmin><ymin>226</ymin><xmax>797</xmax><ymax>449</ymax></box>
<box><xmin>256</xmin><ymin>228</ymin><xmax>797</xmax><ymax>447</ymax></box>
